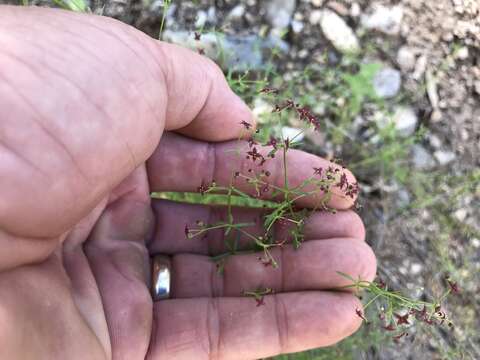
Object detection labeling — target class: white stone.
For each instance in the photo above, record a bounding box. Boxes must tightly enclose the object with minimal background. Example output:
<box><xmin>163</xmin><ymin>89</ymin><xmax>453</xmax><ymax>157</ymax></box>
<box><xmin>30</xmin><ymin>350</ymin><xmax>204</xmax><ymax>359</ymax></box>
<box><xmin>373</xmin><ymin>68</ymin><xmax>402</xmax><ymax>98</ymax></box>
<box><xmin>392</xmin><ymin>106</ymin><xmax>418</xmax><ymax>136</ymax></box>
<box><xmin>291</xmin><ymin>19</ymin><xmax>304</xmax><ymax>33</ymax></box>
<box><xmin>309</xmin><ymin>10</ymin><xmax>323</xmax><ymax>25</ymax></box>
<box><xmin>361</xmin><ymin>4</ymin><xmax>403</xmax><ymax>35</ymax></box>
<box><xmin>252</xmin><ymin>98</ymin><xmax>274</xmax><ymax>123</ymax></box>
<box><xmin>411</xmin><ymin>145</ymin><xmax>435</xmax><ymax>170</ymax></box>
<box><xmin>350</xmin><ymin>3</ymin><xmax>361</xmax><ymax>17</ymax></box>
<box><xmin>282</xmin><ymin>126</ymin><xmax>305</xmax><ymax>141</ymax></box>
<box><xmin>411</xmin><ymin>263</ymin><xmax>423</xmax><ymax>275</ymax></box>
<box><xmin>311</xmin><ymin>0</ymin><xmax>324</xmax><ymax>7</ymax></box>
<box><xmin>397</xmin><ymin>46</ymin><xmax>416</xmax><ymax>71</ymax></box>
<box><xmin>454</xmin><ymin>208</ymin><xmax>468</xmax><ymax>222</ymax></box>
<box><xmin>265</xmin><ymin>0</ymin><xmax>296</xmax><ymax>29</ymax></box>
<box><xmin>319</xmin><ymin>10</ymin><xmax>360</xmax><ymax>54</ymax></box>
<box><xmin>195</xmin><ymin>10</ymin><xmax>207</xmax><ymax>28</ymax></box>
<box><xmin>474</xmin><ymin>80</ymin><xmax>480</xmax><ymax>95</ymax></box>
<box><xmin>456</xmin><ymin>46</ymin><xmax>469</xmax><ymax>60</ymax></box>
<box><xmin>227</xmin><ymin>4</ymin><xmax>245</xmax><ymax>20</ymax></box>
<box><xmin>434</xmin><ymin>150</ymin><xmax>456</xmax><ymax>165</ymax></box>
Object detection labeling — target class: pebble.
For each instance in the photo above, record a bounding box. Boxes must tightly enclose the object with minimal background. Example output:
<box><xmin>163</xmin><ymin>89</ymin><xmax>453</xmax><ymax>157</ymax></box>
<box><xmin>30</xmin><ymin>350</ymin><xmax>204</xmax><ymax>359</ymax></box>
<box><xmin>411</xmin><ymin>145</ymin><xmax>436</xmax><ymax>170</ymax></box>
<box><xmin>350</xmin><ymin>3</ymin><xmax>361</xmax><ymax>17</ymax></box>
<box><xmin>252</xmin><ymin>98</ymin><xmax>274</xmax><ymax>123</ymax></box>
<box><xmin>373</xmin><ymin>68</ymin><xmax>402</xmax><ymax>98</ymax></box>
<box><xmin>456</xmin><ymin>46</ymin><xmax>469</xmax><ymax>60</ymax></box>
<box><xmin>319</xmin><ymin>10</ymin><xmax>360</xmax><ymax>54</ymax></box>
<box><xmin>162</xmin><ymin>31</ymin><xmax>289</xmax><ymax>71</ymax></box>
<box><xmin>361</xmin><ymin>4</ymin><xmax>404</xmax><ymax>35</ymax></box>
<box><xmin>291</xmin><ymin>20</ymin><xmax>304</xmax><ymax>33</ymax></box>
<box><xmin>227</xmin><ymin>4</ymin><xmax>245</xmax><ymax>20</ymax></box>
<box><xmin>311</xmin><ymin>0</ymin><xmax>324</xmax><ymax>7</ymax></box>
<box><xmin>309</xmin><ymin>10</ymin><xmax>323</xmax><ymax>25</ymax></box>
<box><xmin>434</xmin><ymin>150</ymin><xmax>456</xmax><ymax>165</ymax></box>
<box><xmin>397</xmin><ymin>46</ymin><xmax>416</xmax><ymax>71</ymax></box>
<box><xmin>392</xmin><ymin>106</ymin><xmax>418</xmax><ymax>136</ymax></box>
<box><xmin>411</xmin><ymin>263</ymin><xmax>423</xmax><ymax>275</ymax></box>
<box><xmin>264</xmin><ymin>0</ymin><xmax>296</xmax><ymax>29</ymax></box>
<box><xmin>282</xmin><ymin>126</ymin><xmax>305</xmax><ymax>141</ymax></box>
<box><xmin>474</xmin><ymin>80</ymin><xmax>480</xmax><ymax>95</ymax></box>
<box><xmin>195</xmin><ymin>10</ymin><xmax>207</xmax><ymax>28</ymax></box>
<box><xmin>454</xmin><ymin>208</ymin><xmax>468</xmax><ymax>222</ymax></box>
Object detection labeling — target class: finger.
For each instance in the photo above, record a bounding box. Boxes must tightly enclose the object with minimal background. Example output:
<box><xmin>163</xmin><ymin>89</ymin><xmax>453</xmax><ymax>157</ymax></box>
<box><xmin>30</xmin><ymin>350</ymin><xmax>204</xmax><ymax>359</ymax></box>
<box><xmin>85</xmin><ymin>166</ymin><xmax>154</xmax><ymax>360</ymax></box>
<box><xmin>165</xmin><ymin>239</ymin><xmax>376</xmax><ymax>298</ymax></box>
<box><xmin>159</xmin><ymin>42</ymin><xmax>255</xmax><ymax>140</ymax></box>
<box><xmin>147</xmin><ymin>292</ymin><xmax>363</xmax><ymax>359</ymax></box>
<box><xmin>0</xmin><ymin>6</ymin><xmax>252</xmax><ymax>242</ymax></box>
<box><xmin>149</xmin><ymin>199</ymin><xmax>365</xmax><ymax>255</ymax></box>
<box><xmin>147</xmin><ymin>132</ymin><xmax>357</xmax><ymax>210</ymax></box>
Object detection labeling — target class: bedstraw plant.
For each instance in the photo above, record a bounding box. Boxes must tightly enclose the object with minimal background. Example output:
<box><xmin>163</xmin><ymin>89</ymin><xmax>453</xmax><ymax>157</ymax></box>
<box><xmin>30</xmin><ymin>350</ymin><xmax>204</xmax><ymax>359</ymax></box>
<box><xmin>152</xmin><ymin>87</ymin><xmax>459</xmax><ymax>345</ymax></box>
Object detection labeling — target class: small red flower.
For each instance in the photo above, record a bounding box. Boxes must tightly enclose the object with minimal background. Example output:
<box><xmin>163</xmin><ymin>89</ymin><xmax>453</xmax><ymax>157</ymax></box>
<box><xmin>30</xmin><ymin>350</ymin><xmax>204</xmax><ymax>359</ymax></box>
<box><xmin>255</xmin><ymin>297</ymin><xmax>265</xmax><ymax>307</ymax></box>
<box><xmin>194</xmin><ymin>31</ymin><xmax>201</xmax><ymax>41</ymax></box>
<box><xmin>184</xmin><ymin>224</ymin><xmax>190</xmax><ymax>238</ymax></box>
<box><xmin>247</xmin><ymin>147</ymin><xmax>265</xmax><ymax>164</ymax></box>
<box><xmin>259</xmin><ymin>87</ymin><xmax>279</xmax><ymax>95</ymax></box>
<box><xmin>240</xmin><ymin>120</ymin><xmax>252</xmax><ymax>130</ymax></box>
<box><xmin>393</xmin><ymin>332</ymin><xmax>408</xmax><ymax>343</ymax></box>
<box><xmin>383</xmin><ymin>323</ymin><xmax>396</xmax><ymax>331</ymax></box>
<box><xmin>313</xmin><ymin>167</ymin><xmax>323</xmax><ymax>176</ymax></box>
<box><xmin>337</xmin><ymin>173</ymin><xmax>348</xmax><ymax>190</ymax></box>
<box><xmin>355</xmin><ymin>308</ymin><xmax>367</xmax><ymax>322</ymax></box>
<box><xmin>394</xmin><ymin>313</ymin><xmax>410</xmax><ymax>326</ymax></box>
<box><xmin>197</xmin><ymin>181</ymin><xmax>209</xmax><ymax>195</ymax></box>
<box><xmin>446</xmin><ymin>278</ymin><xmax>460</xmax><ymax>294</ymax></box>
<box><xmin>198</xmin><ymin>48</ymin><xmax>205</xmax><ymax>55</ymax></box>
<box><xmin>266</xmin><ymin>136</ymin><xmax>278</xmax><ymax>149</ymax></box>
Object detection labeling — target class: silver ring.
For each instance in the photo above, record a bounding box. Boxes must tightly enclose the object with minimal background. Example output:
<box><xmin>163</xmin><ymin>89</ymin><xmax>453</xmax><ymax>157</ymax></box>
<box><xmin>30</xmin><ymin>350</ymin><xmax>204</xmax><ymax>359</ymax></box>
<box><xmin>151</xmin><ymin>255</ymin><xmax>171</xmax><ymax>301</ymax></box>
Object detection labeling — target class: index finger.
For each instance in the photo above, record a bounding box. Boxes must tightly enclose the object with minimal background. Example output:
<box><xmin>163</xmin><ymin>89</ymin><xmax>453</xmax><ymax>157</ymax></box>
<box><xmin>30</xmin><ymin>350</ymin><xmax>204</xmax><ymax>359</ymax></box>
<box><xmin>147</xmin><ymin>132</ymin><xmax>358</xmax><ymax>209</ymax></box>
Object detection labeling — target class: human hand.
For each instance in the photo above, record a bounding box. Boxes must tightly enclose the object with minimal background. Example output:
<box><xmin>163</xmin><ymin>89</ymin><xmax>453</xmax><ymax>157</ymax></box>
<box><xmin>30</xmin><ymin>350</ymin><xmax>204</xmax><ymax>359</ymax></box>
<box><xmin>0</xmin><ymin>6</ymin><xmax>376</xmax><ymax>360</ymax></box>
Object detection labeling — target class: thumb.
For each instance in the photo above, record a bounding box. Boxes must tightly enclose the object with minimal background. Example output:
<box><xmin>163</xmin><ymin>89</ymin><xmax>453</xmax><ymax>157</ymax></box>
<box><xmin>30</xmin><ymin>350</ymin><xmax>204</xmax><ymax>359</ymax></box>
<box><xmin>0</xmin><ymin>6</ymin><xmax>253</xmax><ymax>243</ymax></box>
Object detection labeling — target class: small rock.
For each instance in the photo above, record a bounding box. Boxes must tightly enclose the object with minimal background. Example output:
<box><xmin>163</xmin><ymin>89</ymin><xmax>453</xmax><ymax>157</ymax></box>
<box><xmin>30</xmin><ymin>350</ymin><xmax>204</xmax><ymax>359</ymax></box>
<box><xmin>207</xmin><ymin>7</ymin><xmax>217</xmax><ymax>23</ymax></box>
<box><xmin>319</xmin><ymin>10</ymin><xmax>360</xmax><ymax>54</ymax></box>
<box><xmin>454</xmin><ymin>208</ymin><xmax>468</xmax><ymax>222</ymax></box>
<box><xmin>411</xmin><ymin>145</ymin><xmax>435</xmax><ymax>170</ymax></box>
<box><xmin>195</xmin><ymin>10</ymin><xmax>207</xmax><ymax>28</ymax></box>
<box><xmin>361</xmin><ymin>4</ymin><xmax>403</xmax><ymax>35</ymax></box>
<box><xmin>428</xmin><ymin>134</ymin><xmax>442</xmax><ymax>149</ymax></box>
<box><xmin>413</xmin><ymin>55</ymin><xmax>428</xmax><ymax>81</ymax></box>
<box><xmin>264</xmin><ymin>0</ymin><xmax>296</xmax><ymax>29</ymax></box>
<box><xmin>373</xmin><ymin>68</ymin><xmax>402</xmax><ymax>98</ymax></box>
<box><xmin>411</xmin><ymin>263</ymin><xmax>423</xmax><ymax>275</ymax></box>
<box><xmin>311</xmin><ymin>0</ymin><xmax>324</xmax><ymax>7</ymax></box>
<box><xmin>472</xmin><ymin>238</ymin><xmax>480</xmax><ymax>248</ymax></box>
<box><xmin>350</xmin><ymin>3</ymin><xmax>361</xmax><ymax>17</ymax></box>
<box><xmin>395</xmin><ymin>188</ymin><xmax>411</xmax><ymax>208</ymax></box>
<box><xmin>392</xmin><ymin>106</ymin><xmax>418</xmax><ymax>136</ymax></box>
<box><xmin>282</xmin><ymin>126</ymin><xmax>304</xmax><ymax>141</ymax></box>
<box><xmin>397</xmin><ymin>46</ymin><xmax>416</xmax><ymax>71</ymax></box>
<box><xmin>327</xmin><ymin>1</ymin><xmax>349</xmax><ymax>17</ymax></box>
<box><xmin>456</xmin><ymin>46</ymin><xmax>469</xmax><ymax>60</ymax></box>
<box><xmin>434</xmin><ymin>150</ymin><xmax>456</xmax><ymax>165</ymax></box>
<box><xmin>162</xmin><ymin>31</ymin><xmax>288</xmax><ymax>71</ymax></box>
<box><xmin>291</xmin><ymin>19</ymin><xmax>304</xmax><ymax>33</ymax></box>
<box><xmin>309</xmin><ymin>10</ymin><xmax>323</xmax><ymax>25</ymax></box>
<box><xmin>474</xmin><ymin>80</ymin><xmax>480</xmax><ymax>95</ymax></box>
<box><xmin>227</xmin><ymin>4</ymin><xmax>245</xmax><ymax>20</ymax></box>
<box><xmin>252</xmin><ymin>98</ymin><xmax>274</xmax><ymax>123</ymax></box>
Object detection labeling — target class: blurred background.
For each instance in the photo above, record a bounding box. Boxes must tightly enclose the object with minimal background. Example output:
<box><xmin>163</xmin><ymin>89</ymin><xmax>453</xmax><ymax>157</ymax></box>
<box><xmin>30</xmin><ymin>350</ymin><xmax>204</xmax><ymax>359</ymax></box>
<box><xmin>3</xmin><ymin>0</ymin><xmax>479</xmax><ymax>358</ymax></box>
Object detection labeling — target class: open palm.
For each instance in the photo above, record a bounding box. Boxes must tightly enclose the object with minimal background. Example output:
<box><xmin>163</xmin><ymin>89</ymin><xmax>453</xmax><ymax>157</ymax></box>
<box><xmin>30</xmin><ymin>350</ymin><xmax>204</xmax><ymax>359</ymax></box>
<box><xmin>0</xmin><ymin>6</ymin><xmax>376</xmax><ymax>360</ymax></box>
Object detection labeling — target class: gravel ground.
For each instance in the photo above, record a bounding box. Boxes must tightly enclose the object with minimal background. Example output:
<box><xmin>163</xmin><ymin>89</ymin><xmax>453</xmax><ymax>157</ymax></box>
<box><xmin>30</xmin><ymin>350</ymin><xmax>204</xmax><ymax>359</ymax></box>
<box><xmin>3</xmin><ymin>0</ymin><xmax>479</xmax><ymax>359</ymax></box>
